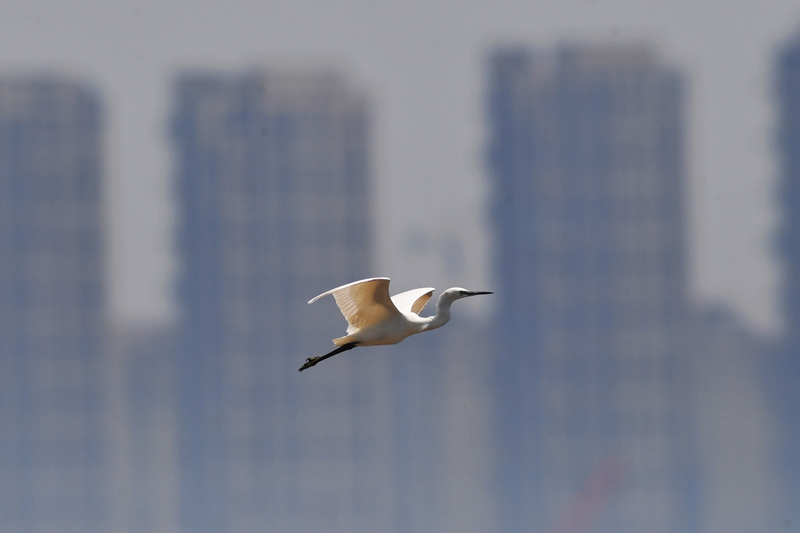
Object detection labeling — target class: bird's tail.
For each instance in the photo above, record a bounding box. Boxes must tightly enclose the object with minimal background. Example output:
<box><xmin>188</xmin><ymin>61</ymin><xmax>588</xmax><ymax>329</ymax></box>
<box><xmin>333</xmin><ymin>335</ymin><xmax>355</xmax><ymax>346</ymax></box>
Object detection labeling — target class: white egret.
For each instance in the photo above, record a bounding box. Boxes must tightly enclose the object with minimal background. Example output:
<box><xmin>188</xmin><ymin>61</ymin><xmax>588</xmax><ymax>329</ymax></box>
<box><xmin>299</xmin><ymin>277</ymin><xmax>492</xmax><ymax>371</ymax></box>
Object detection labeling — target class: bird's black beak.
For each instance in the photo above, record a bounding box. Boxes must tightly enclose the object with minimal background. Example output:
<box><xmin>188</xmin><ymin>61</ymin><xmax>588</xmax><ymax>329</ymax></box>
<box><xmin>464</xmin><ymin>291</ymin><xmax>493</xmax><ymax>297</ymax></box>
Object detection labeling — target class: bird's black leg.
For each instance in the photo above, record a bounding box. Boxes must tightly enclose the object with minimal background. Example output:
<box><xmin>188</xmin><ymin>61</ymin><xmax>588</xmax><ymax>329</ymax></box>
<box><xmin>299</xmin><ymin>342</ymin><xmax>358</xmax><ymax>372</ymax></box>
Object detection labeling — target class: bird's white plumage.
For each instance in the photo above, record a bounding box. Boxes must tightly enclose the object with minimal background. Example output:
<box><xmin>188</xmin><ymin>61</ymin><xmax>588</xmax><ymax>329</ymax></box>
<box><xmin>308</xmin><ymin>277</ymin><xmax>402</xmax><ymax>333</ymax></box>
<box><xmin>390</xmin><ymin>287</ymin><xmax>435</xmax><ymax>315</ymax></box>
<box><xmin>306</xmin><ymin>277</ymin><xmax>491</xmax><ymax>354</ymax></box>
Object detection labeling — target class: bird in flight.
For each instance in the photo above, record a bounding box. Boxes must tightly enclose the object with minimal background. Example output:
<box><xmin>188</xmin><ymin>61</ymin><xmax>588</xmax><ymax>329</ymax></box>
<box><xmin>299</xmin><ymin>277</ymin><xmax>492</xmax><ymax>371</ymax></box>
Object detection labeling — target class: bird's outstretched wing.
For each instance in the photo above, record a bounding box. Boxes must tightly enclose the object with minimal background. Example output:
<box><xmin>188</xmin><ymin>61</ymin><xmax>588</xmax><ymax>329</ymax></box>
<box><xmin>391</xmin><ymin>287</ymin><xmax>435</xmax><ymax>316</ymax></box>
<box><xmin>309</xmin><ymin>277</ymin><xmax>402</xmax><ymax>331</ymax></box>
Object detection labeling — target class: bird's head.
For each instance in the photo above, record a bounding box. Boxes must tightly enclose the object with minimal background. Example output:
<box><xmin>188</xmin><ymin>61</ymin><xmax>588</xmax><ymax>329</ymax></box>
<box><xmin>439</xmin><ymin>287</ymin><xmax>494</xmax><ymax>303</ymax></box>
<box><xmin>429</xmin><ymin>287</ymin><xmax>493</xmax><ymax>326</ymax></box>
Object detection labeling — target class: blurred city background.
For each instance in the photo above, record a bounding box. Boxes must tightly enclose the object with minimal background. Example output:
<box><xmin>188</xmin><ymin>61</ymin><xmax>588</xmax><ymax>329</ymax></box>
<box><xmin>1</xmin><ymin>1</ymin><xmax>800</xmax><ymax>532</ymax></box>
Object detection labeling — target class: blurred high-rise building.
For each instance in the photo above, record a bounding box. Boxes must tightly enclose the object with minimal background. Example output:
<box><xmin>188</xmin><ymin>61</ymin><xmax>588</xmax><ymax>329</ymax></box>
<box><xmin>171</xmin><ymin>71</ymin><xmax>394</xmax><ymax>533</ymax></box>
<box><xmin>775</xmin><ymin>32</ymin><xmax>800</xmax><ymax>526</ymax></box>
<box><xmin>108</xmin><ymin>325</ymin><xmax>179</xmax><ymax>533</ymax></box>
<box><xmin>0</xmin><ymin>79</ymin><xmax>109</xmax><ymax>532</ymax></box>
<box><xmin>488</xmin><ymin>46</ymin><xmax>697</xmax><ymax>533</ymax></box>
<box><xmin>689</xmin><ymin>308</ymin><xmax>779</xmax><ymax>533</ymax></box>
<box><xmin>388</xmin><ymin>319</ymin><xmax>497</xmax><ymax>533</ymax></box>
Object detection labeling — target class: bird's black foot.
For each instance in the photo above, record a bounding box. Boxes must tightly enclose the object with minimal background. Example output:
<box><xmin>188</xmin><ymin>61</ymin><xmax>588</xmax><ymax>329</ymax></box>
<box><xmin>298</xmin><ymin>342</ymin><xmax>358</xmax><ymax>372</ymax></box>
<box><xmin>299</xmin><ymin>357</ymin><xmax>319</xmax><ymax>372</ymax></box>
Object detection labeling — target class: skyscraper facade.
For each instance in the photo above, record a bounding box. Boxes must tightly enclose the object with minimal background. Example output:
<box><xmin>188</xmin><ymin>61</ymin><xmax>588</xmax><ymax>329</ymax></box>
<box><xmin>388</xmin><ymin>319</ymin><xmax>498</xmax><ymax>533</ymax></box>
<box><xmin>109</xmin><ymin>325</ymin><xmax>179</xmax><ymax>533</ymax></box>
<box><xmin>172</xmin><ymin>71</ymin><xmax>394</xmax><ymax>533</ymax></box>
<box><xmin>775</xmin><ymin>32</ymin><xmax>800</xmax><ymax>525</ymax></box>
<box><xmin>689</xmin><ymin>308</ymin><xmax>779</xmax><ymax>533</ymax></box>
<box><xmin>488</xmin><ymin>46</ymin><xmax>696</xmax><ymax>533</ymax></box>
<box><xmin>0</xmin><ymin>78</ymin><xmax>108</xmax><ymax>532</ymax></box>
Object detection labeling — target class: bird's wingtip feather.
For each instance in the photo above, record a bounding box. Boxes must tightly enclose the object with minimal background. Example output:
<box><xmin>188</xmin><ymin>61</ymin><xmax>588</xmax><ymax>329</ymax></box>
<box><xmin>308</xmin><ymin>277</ymin><xmax>391</xmax><ymax>305</ymax></box>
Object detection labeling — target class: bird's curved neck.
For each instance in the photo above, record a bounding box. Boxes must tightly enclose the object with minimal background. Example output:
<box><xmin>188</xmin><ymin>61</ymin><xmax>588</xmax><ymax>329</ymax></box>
<box><xmin>423</xmin><ymin>296</ymin><xmax>454</xmax><ymax>331</ymax></box>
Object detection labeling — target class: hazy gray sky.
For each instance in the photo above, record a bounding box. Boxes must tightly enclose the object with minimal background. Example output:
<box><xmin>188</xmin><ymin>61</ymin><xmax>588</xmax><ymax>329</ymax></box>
<box><xmin>1</xmin><ymin>0</ymin><xmax>798</xmax><ymax>333</ymax></box>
